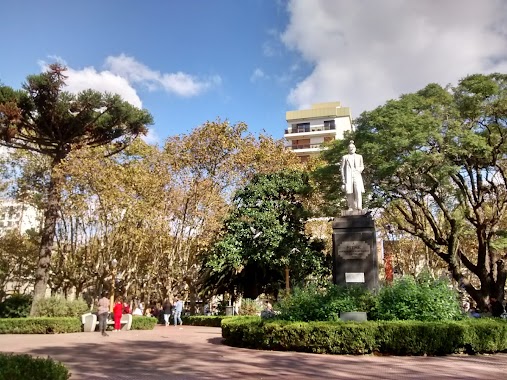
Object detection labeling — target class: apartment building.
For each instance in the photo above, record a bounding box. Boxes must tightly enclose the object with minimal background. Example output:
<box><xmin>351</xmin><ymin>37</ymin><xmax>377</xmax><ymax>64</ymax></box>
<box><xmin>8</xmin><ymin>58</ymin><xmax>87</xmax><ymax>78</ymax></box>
<box><xmin>285</xmin><ymin>102</ymin><xmax>353</xmax><ymax>161</ymax></box>
<box><xmin>0</xmin><ymin>199</ymin><xmax>41</xmax><ymax>235</ymax></box>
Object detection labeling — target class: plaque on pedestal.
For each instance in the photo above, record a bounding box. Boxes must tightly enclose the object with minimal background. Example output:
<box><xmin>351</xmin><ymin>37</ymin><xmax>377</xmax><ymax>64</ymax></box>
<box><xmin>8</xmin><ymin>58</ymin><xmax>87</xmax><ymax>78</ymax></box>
<box><xmin>332</xmin><ymin>214</ymin><xmax>378</xmax><ymax>290</ymax></box>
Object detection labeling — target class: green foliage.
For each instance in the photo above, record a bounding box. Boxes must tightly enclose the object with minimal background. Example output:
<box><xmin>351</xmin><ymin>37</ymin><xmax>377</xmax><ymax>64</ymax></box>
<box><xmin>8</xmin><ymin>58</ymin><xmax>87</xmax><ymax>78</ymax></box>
<box><xmin>0</xmin><ymin>353</ymin><xmax>70</xmax><ymax>380</ymax></box>
<box><xmin>130</xmin><ymin>316</ymin><xmax>157</xmax><ymax>330</ymax></box>
<box><xmin>318</xmin><ymin>73</ymin><xmax>507</xmax><ymax>309</ymax></box>
<box><xmin>239</xmin><ymin>298</ymin><xmax>262</xmax><ymax>315</ymax></box>
<box><xmin>202</xmin><ymin>170</ymin><xmax>330</xmax><ymax>298</ymax></box>
<box><xmin>32</xmin><ymin>296</ymin><xmax>89</xmax><ymax>318</ymax></box>
<box><xmin>221</xmin><ymin>317</ymin><xmax>507</xmax><ymax>355</ymax></box>
<box><xmin>373</xmin><ymin>273</ymin><xmax>463</xmax><ymax>321</ymax></box>
<box><xmin>277</xmin><ymin>284</ymin><xmax>375</xmax><ymax>322</ymax></box>
<box><xmin>0</xmin><ymin>317</ymin><xmax>81</xmax><ymax>334</ymax></box>
<box><xmin>462</xmin><ymin>318</ymin><xmax>507</xmax><ymax>353</ymax></box>
<box><xmin>181</xmin><ymin>315</ymin><xmax>232</xmax><ymax>327</ymax></box>
<box><xmin>0</xmin><ymin>294</ymin><xmax>32</xmax><ymax>318</ymax></box>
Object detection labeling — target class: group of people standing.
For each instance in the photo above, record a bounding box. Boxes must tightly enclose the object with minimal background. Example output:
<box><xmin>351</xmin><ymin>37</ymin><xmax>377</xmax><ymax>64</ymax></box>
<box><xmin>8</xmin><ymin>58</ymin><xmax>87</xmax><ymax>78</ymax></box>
<box><xmin>97</xmin><ymin>292</ymin><xmax>132</xmax><ymax>336</ymax></box>
<box><xmin>162</xmin><ymin>296</ymin><xmax>184</xmax><ymax>327</ymax></box>
<box><xmin>96</xmin><ymin>292</ymin><xmax>185</xmax><ymax>336</ymax></box>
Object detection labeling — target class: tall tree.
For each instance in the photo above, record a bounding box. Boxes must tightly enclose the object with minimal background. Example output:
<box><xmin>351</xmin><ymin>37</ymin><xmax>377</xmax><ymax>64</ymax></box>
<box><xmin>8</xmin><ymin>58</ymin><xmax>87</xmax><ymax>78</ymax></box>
<box><xmin>0</xmin><ymin>64</ymin><xmax>153</xmax><ymax>312</ymax></box>
<box><xmin>202</xmin><ymin>170</ymin><xmax>330</xmax><ymax>299</ymax></box>
<box><xmin>321</xmin><ymin>73</ymin><xmax>507</xmax><ymax>309</ymax></box>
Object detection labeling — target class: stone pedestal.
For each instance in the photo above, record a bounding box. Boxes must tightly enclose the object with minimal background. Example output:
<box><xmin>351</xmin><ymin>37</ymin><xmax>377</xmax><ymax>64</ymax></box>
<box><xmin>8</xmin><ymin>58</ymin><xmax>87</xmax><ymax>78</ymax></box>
<box><xmin>332</xmin><ymin>213</ymin><xmax>379</xmax><ymax>290</ymax></box>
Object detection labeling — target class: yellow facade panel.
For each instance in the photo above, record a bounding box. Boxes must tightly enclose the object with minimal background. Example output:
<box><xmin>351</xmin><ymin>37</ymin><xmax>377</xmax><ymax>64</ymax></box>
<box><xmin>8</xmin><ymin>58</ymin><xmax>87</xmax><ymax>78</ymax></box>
<box><xmin>286</xmin><ymin>107</ymin><xmax>351</xmax><ymax>122</ymax></box>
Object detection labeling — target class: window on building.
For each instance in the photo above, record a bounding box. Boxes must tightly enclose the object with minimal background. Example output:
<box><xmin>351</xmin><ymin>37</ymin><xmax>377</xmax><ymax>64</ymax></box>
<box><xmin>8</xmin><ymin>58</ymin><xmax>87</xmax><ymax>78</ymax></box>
<box><xmin>292</xmin><ymin>139</ymin><xmax>310</xmax><ymax>149</ymax></box>
<box><xmin>324</xmin><ymin>120</ymin><xmax>335</xmax><ymax>130</ymax></box>
<box><xmin>296</xmin><ymin>123</ymin><xmax>310</xmax><ymax>133</ymax></box>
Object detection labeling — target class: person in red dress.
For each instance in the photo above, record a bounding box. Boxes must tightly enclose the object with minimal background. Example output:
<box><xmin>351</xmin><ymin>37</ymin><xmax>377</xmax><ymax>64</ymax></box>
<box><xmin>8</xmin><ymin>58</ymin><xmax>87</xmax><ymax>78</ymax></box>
<box><xmin>113</xmin><ymin>297</ymin><xmax>123</xmax><ymax>332</ymax></box>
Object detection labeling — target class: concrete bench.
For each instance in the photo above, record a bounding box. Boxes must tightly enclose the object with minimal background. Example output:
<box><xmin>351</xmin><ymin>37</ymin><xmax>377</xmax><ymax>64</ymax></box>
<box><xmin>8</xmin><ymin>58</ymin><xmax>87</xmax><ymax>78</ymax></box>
<box><xmin>81</xmin><ymin>313</ymin><xmax>133</xmax><ymax>332</ymax></box>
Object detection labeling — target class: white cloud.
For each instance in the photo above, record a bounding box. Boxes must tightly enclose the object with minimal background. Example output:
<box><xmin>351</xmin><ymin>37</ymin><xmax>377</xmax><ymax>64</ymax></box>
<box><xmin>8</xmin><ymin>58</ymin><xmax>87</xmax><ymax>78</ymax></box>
<box><xmin>141</xmin><ymin>128</ymin><xmax>161</xmax><ymax>146</ymax></box>
<box><xmin>250</xmin><ymin>68</ymin><xmax>268</xmax><ymax>82</ymax></box>
<box><xmin>65</xmin><ymin>66</ymin><xmax>143</xmax><ymax>108</ymax></box>
<box><xmin>38</xmin><ymin>57</ymin><xmax>143</xmax><ymax>108</ymax></box>
<box><xmin>105</xmin><ymin>54</ymin><xmax>221</xmax><ymax>97</ymax></box>
<box><xmin>282</xmin><ymin>0</ymin><xmax>507</xmax><ymax>117</ymax></box>
<box><xmin>37</xmin><ymin>54</ymin><xmax>221</xmax><ymax>109</ymax></box>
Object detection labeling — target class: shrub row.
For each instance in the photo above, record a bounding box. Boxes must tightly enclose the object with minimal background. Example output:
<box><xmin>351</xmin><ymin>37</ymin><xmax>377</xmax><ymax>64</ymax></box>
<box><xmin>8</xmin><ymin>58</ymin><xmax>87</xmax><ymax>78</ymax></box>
<box><xmin>221</xmin><ymin>317</ymin><xmax>507</xmax><ymax>355</ymax></box>
<box><xmin>182</xmin><ymin>315</ymin><xmax>232</xmax><ymax>327</ymax></box>
<box><xmin>0</xmin><ymin>318</ymin><xmax>81</xmax><ymax>334</ymax></box>
<box><xmin>131</xmin><ymin>316</ymin><xmax>158</xmax><ymax>330</ymax></box>
<box><xmin>0</xmin><ymin>353</ymin><xmax>70</xmax><ymax>380</ymax></box>
<box><xmin>0</xmin><ymin>315</ymin><xmax>158</xmax><ymax>333</ymax></box>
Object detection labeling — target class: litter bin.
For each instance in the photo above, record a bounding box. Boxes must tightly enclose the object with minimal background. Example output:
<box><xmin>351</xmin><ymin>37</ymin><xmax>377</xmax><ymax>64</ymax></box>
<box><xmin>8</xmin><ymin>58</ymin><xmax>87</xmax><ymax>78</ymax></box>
<box><xmin>225</xmin><ymin>306</ymin><xmax>234</xmax><ymax>316</ymax></box>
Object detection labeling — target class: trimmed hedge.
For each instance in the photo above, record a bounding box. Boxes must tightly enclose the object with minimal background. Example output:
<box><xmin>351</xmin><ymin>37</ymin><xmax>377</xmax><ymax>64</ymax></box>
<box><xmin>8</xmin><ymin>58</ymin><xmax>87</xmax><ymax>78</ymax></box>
<box><xmin>0</xmin><ymin>317</ymin><xmax>81</xmax><ymax>334</ymax></box>
<box><xmin>0</xmin><ymin>353</ymin><xmax>70</xmax><ymax>380</ymax></box>
<box><xmin>182</xmin><ymin>315</ymin><xmax>232</xmax><ymax>327</ymax></box>
<box><xmin>221</xmin><ymin>317</ymin><xmax>507</xmax><ymax>355</ymax></box>
<box><xmin>131</xmin><ymin>316</ymin><xmax>158</xmax><ymax>330</ymax></box>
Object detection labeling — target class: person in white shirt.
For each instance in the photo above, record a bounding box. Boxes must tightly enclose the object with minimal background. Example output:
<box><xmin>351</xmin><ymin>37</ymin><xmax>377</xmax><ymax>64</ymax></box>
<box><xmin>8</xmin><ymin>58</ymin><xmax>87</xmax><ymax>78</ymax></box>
<box><xmin>173</xmin><ymin>296</ymin><xmax>183</xmax><ymax>327</ymax></box>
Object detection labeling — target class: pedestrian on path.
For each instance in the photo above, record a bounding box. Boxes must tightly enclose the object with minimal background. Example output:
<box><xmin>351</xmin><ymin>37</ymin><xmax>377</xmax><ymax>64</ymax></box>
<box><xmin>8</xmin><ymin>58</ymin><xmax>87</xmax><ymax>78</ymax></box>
<box><xmin>97</xmin><ymin>292</ymin><xmax>110</xmax><ymax>337</ymax></box>
<box><xmin>113</xmin><ymin>297</ymin><xmax>123</xmax><ymax>332</ymax></box>
<box><xmin>173</xmin><ymin>296</ymin><xmax>183</xmax><ymax>327</ymax></box>
<box><xmin>163</xmin><ymin>299</ymin><xmax>172</xmax><ymax>326</ymax></box>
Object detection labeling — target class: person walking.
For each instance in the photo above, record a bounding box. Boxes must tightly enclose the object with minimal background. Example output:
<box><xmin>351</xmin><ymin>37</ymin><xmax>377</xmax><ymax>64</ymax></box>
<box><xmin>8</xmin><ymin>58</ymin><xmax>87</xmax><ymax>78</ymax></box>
<box><xmin>97</xmin><ymin>292</ymin><xmax>110</xmax><ymax>337</ymax></box>
<box><xmin>173</xmin><ymin>296</ymin><xmax>183</xmax><ymax>327</ymax></box>
<box><xmin>163</xmin><ymin>299</ymin><xmax>172</xmax><ymax>326</ymax></box>
<box><xmin>113</xmin><ymin>297</ymin><xmax>123</xmax><ymax>332</ymax></box>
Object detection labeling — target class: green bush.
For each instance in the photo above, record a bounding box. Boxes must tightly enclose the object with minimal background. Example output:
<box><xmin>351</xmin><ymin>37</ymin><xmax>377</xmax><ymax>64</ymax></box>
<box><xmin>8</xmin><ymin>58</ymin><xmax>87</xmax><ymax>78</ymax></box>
<box><xmin>221</xmin><ymin>317</ymin><xmax>507</xmax><ymax>355</ymax></box>
<box><xmin>0</xmin><ymin>294</ymin><xmax>32</xmax><ymax>318</ymax></box>
<box><xmin>277</xmin><ymin>284</ymin><xmax>375</xmax><ymax>322</ymax></box>
<box><xmin>239</xmin><ymin>298</ymin><xmax>261</xmax><ymax>316</ymax></box>
<box><xmin>33</xmin><ymin>296</ymin><xmax>89</xmax><ymax>317</ymax></box>
<box><xmin>373</xmin><ymin>273</ymin><xmax>463</xmax><ymax>321</ymax></box>
<box><xmin>0</xmin><ymin>317</ymin><xmax>81</xmax><ymax>334</ymax></box>
<box><xmin>131</xmin><ymin>316</ymin><xmax>157</xmax><ymax>330</ymax></box>
<box><xmin>0</xmin><ymin>353</ymin><xmax>70</xmax><ymax>380</ymax></box>
<box><xmin>182</xmin><ymin>315</ymin><xmax>231</xmax><ymax>327</ymax></box>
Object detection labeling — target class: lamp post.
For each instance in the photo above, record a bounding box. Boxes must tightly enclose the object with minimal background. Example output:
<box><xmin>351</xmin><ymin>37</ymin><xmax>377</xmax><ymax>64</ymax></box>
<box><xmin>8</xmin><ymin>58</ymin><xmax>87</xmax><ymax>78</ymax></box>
<box><xmin>110</xmin><ymin>258</ymin><xmax>118</xmax><ymax>312</ymax></box>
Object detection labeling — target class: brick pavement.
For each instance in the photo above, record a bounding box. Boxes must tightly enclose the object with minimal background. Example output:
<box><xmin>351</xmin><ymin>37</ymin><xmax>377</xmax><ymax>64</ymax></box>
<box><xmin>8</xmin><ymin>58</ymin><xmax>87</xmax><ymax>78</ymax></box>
<box><xmin>1</xmin><ymin>325</ymin><xmax>506</xmax><ymax>379</ymax></box>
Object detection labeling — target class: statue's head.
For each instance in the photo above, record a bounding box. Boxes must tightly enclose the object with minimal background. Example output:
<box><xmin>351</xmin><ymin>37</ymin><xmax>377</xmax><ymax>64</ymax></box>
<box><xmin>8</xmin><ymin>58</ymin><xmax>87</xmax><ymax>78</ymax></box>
<box><xmin>348</xmin><ymin>140</ymin><xmax>356</xmax><ymax>154</ymax></box>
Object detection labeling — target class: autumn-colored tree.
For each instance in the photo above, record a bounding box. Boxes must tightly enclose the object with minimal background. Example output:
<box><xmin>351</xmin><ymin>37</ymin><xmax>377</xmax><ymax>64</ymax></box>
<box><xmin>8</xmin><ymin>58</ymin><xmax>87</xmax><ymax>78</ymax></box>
<box><xmin>163</xmin><ymin>119</ymin><xmax>304</xmax><ymax>308</ymax></box>
<box><xmin>0</xmin><ymin>230</ymin><xmax>39</xmax><ymax>300</ymax></box>
<box><xmin>0</xmin><ymin>64</ymin><xmax>153</xmax><ymax>313</ymax></box>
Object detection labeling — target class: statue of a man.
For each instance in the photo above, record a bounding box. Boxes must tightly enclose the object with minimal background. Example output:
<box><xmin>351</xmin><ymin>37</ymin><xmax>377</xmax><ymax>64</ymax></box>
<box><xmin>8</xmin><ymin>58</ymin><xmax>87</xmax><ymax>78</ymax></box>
<box><xmin>341</xmin><ymin>140</ymin><xmax>365</xmax><ymax>210</ymax></box>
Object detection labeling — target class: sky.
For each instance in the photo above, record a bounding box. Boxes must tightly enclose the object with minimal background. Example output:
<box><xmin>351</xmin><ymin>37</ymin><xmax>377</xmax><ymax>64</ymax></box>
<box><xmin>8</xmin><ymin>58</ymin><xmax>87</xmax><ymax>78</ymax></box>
<box><xmin>1</xmin><ymin>0</ymin><xmax>507</xmax><ymax>145</ymax></box>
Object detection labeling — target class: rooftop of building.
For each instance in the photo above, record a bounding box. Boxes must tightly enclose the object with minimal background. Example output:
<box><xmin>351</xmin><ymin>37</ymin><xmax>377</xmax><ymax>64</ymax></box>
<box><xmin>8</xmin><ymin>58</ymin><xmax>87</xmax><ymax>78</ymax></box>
<box><xmin>286</xmin><ymin>102</ymin><xmax>352</xmax><ymax>122</ymax></box>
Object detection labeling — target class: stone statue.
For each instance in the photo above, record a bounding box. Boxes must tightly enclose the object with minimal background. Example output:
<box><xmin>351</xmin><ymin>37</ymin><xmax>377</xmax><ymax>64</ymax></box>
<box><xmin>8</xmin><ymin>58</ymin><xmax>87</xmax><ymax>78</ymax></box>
<box><xmin>341</xmin><ymin>140</ymin><xmax>364</xmax><ymax>211</ymax></box>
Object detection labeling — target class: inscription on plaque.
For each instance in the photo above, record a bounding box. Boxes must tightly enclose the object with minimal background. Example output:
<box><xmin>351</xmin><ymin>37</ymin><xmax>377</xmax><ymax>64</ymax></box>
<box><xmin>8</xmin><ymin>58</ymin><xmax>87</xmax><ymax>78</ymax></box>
<box><xmin>345</xmin><ymin>272</ymin><xmax>365</xmax><ymax>283</ymax></box>
<box><xmin>337</xmin><ymin>241</ymin><xmax>370</xmax><ymax>260</ymax></box>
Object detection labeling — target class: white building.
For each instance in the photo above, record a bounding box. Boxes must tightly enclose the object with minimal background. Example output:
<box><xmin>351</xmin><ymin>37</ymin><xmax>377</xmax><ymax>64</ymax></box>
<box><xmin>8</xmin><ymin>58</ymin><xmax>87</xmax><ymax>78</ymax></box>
<box><xmin>0</xmin><ymin>199</ymin><xmax>41</xmax><ymax>235</ymax></box>
<box><xmin>285</xmin><ymin>102</ymin><xmax>353</xmax><ymax>161</ymax></box>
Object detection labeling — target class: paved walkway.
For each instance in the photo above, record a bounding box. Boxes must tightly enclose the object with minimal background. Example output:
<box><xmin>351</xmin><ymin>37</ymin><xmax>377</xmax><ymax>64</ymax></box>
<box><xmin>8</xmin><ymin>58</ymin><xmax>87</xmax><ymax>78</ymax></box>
<box><xmin>1</xmin><ymin>325</ymin><xmax>506</xmax><ymax>379</ymax></box>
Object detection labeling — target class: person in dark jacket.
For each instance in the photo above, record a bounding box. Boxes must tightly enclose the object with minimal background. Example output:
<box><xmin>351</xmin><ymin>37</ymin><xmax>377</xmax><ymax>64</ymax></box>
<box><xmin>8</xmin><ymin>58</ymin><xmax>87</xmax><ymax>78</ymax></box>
<box><xmin>490</xmin><ymin>297</ymin><xmax>505</xmax><ymax>318</ymax></box>
<box><xmin>163</xmin><ymin>299</ymin><xmax>172</xmax><ymax>326</ymax></box>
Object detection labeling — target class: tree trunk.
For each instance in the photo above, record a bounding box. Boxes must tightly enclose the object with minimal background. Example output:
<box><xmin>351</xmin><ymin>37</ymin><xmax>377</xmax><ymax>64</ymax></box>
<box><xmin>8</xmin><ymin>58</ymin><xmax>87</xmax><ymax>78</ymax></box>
<box><xmin>30</xmin><ymin>166</ymin><xmax>62</xmax><ymax>315</ymax></box>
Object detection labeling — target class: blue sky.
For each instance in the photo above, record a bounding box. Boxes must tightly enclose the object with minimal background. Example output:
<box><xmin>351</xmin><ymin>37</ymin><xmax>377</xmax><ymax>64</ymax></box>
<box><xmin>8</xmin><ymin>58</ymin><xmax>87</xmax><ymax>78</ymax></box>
<box><xmin>1</xmin><ymin>1</ymin><xmax>507</xmax><ymax>145</ymax></box>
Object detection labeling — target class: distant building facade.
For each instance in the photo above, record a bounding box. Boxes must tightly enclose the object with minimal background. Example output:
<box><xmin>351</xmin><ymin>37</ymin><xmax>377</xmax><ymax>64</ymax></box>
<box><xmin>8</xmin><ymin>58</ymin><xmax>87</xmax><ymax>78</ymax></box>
<box><xmin>0</xmin><ymin>199</ymin><xmax>41</xmax><ymax>235</ymax></box>
<box><xmin>285</xmin><ymin>102</ymin><xmax>353</xmax><ymax>161</ymax></box>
